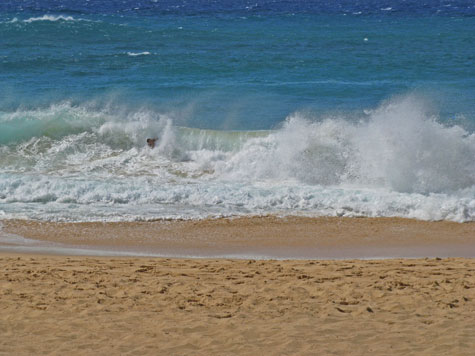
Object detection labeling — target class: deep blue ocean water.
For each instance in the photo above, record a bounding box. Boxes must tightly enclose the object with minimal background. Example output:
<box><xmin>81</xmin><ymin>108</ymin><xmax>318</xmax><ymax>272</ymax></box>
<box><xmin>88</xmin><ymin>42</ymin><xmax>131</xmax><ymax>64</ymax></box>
<box><xmin>0</xmin><ymin>0</ymin><xmax>474</xmax><ymax>222</ymax></box>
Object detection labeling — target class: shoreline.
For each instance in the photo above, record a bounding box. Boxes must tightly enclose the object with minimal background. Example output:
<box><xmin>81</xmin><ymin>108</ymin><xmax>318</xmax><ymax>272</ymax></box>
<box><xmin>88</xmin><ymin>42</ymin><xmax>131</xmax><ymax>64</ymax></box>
<box><xmin>1</xmin><ymin>216</ymin><xmax>474</xmax><ymax>259</ymax></box>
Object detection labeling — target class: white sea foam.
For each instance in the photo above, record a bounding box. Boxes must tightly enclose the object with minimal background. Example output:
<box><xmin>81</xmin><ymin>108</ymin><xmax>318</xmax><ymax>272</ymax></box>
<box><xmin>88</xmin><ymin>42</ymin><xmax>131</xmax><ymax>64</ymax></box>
<box><xmin>0</xmin><ymin>173</ymin><xmax>473</xmax><ymax>222</ymax></box>
<box><xmin>23</xmin><ymin>15</ymin><xmax>82</xmax><ymax>23</ymax></box>
<box><xmin>0</xmin><ymin>95</ymin><xmax>474</xmax><ymax>222</ymax></box>
<box><xmin>127</xmin><ymin>51</ymin><xmax>151</xmax><ymax>56</ymax></box>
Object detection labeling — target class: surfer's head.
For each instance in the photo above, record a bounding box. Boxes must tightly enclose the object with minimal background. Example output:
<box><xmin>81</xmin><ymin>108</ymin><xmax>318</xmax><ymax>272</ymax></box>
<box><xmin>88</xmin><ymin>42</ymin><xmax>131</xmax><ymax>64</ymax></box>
<box><xmin>146</xmin><ymin>138</ymin><xmax>157</xmax><ymax>148</ymax></box>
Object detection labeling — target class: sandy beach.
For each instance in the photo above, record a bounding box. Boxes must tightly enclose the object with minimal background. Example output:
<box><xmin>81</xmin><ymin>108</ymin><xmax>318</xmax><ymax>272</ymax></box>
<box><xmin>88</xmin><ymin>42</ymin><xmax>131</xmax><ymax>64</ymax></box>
<box><xmin>1</xmin><ymin>254</ymin><xmax>474</xmax><ymax>355</ymax></box>
<box><xmin>0</xmin><ymin>217</ymin><xmax>474</xmax><ymax>355</ymax></box>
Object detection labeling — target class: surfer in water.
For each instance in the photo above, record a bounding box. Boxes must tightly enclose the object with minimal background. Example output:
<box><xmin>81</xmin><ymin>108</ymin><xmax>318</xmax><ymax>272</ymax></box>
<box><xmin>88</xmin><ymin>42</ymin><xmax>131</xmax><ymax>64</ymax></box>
<box><xmin>146</xmin><ymin>138</ymin><xmax>157</xmax><ymax>148</ymax></box>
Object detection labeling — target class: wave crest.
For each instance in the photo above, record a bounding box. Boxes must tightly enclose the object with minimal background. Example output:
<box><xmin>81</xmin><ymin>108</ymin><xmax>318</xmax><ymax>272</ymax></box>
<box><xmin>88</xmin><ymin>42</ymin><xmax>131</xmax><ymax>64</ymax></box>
<box><xmin>24</xmin><ymin>15</ymin><xmax>78</xmax><ymax>23</ymax></box>
<box><xmin>1</xmin><ymin>95</ymin><xmax>474</xmax><ymax>198</ymax></box>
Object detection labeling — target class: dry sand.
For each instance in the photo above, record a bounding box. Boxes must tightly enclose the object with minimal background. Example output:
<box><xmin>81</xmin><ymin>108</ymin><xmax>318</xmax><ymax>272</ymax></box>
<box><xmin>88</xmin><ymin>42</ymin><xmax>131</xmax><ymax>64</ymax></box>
<box><xmin>1</xmin><ymin>255</ymin><xmax>475</xmax><ymax>355</ymax></box>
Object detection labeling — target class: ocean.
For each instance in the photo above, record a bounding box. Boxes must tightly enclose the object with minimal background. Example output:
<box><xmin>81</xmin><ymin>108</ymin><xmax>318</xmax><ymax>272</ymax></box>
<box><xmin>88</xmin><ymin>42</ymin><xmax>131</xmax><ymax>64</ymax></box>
<box><xmin>1</xmin><ymin>0</ymin><xmax>475</xmax><ymax>223</ymax></box>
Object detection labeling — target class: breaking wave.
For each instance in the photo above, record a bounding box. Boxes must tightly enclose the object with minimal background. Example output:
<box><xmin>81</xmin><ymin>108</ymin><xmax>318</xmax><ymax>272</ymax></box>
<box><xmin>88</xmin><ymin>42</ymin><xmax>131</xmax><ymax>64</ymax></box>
<box><xmin>0</xmin><ymin>95</ymin><xmax>474</xmax><ymax>221</ymax></box>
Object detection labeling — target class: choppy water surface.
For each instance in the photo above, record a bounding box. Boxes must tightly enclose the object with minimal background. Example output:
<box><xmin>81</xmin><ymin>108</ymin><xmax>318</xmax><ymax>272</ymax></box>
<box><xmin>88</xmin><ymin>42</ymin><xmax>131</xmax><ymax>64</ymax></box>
<box><xmin>1</xmin><ymin>0</ymin><xmax>474</xmax><ymax>222</ymax></box>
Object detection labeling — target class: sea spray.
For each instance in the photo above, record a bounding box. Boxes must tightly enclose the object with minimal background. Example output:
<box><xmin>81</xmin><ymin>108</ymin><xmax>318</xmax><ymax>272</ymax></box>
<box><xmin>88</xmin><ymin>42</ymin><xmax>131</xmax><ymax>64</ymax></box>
<box><xmin>351</xmin><ymin>97</ymin><xmax>475</xmax><ymax>193</ymax></box>
<box><xmin>210</xmin><ymin>96</ymin><xmax>475</xmax><ymax>194</ymax></box>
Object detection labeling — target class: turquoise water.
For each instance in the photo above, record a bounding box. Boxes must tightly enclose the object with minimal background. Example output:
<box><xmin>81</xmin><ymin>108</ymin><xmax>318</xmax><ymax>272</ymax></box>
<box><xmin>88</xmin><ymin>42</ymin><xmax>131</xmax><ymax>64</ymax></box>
<box><xmin>0</xmin><ymin>1</ymin><xmax>474</xmax><ymax>222</ymax></box>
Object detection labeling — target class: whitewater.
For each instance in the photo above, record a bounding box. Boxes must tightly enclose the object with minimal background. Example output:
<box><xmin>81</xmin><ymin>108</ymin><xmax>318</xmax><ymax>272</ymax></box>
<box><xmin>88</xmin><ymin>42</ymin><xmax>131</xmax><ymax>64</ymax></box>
<box><xmin>0</xmin><ymin>95</ymin><xmax>474</xmax><ymax>222</ymax></box>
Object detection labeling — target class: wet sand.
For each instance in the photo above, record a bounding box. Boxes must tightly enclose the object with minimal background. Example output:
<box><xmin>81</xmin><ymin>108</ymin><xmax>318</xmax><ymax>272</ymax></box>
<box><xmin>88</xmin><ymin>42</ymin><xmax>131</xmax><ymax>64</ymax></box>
<box><xmin>1</xmin><ymin>216</ymin><xmax>475</xmax><ymax>258</ymax></box>
<box><xmin>1</xmin><ymin>254</ymin><xmax>474</xmax><ymax>355</ymax></box>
